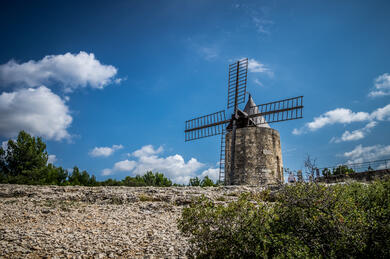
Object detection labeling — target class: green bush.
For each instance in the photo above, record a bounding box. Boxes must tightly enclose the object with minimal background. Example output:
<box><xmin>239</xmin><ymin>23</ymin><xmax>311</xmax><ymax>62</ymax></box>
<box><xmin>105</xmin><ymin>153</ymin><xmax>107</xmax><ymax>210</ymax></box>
<box><xmin>188</xmin><ymin>176</ymin><xmax>217</xmax><ymax>187</ymax></box>
<box><xmin>0</xmin><ymin>131</ymin><xmax>69</xmax><ymax>185</ymax></box>
<box><xmin>332</xmin><ymin>165</ymin><xmax>355</xmax><ymax>175</ymax></box>
<box><xmin>178</xmin><ymin>179</ymin><xmax>390</xmax><ymax>258</ymax></box>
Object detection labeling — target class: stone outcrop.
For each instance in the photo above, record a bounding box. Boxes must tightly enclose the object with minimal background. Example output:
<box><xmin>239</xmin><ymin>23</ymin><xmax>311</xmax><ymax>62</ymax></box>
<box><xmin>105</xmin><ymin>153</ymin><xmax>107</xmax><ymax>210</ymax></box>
<box><xmin>0</xmin><ymin>184</ymin><xmax>266</xmax><ymax>258</ymax></box>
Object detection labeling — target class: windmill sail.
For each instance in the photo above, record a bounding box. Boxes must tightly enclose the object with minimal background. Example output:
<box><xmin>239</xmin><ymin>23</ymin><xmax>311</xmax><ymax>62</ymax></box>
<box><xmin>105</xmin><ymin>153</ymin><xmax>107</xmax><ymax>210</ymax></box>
<box><xmin>185</xmin><ymin>110</ymin><xmax>229</xmax><ymax>141</ymax></box>
<box><xmin>227</xmin><ymin>58</ymin><xmax>248</xmax><ymax>109</ymax></box>
<box><xmin>248</xmin><ymin>96</ymin><xmax>303</xmax><ymax>124</ymax></box>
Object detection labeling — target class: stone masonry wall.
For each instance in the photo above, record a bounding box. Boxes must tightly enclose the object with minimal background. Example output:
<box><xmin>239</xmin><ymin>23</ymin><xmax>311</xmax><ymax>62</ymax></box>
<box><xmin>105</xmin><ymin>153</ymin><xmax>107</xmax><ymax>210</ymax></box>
<box><xmin>316</xmin><ymin>169</ymin><xmax>390</xmax><ymax>184</ymax></box>
<box><xmin>225</xmin><ymin>127</ymin><xmax>283</xmax><ymax>185</ymax></box>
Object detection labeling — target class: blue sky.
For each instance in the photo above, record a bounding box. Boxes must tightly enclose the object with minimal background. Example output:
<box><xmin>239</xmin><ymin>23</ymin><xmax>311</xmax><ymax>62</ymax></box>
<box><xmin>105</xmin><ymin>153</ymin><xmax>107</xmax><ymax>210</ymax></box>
<box><xmin>1</xmin><ymin>0</ymin><xmax>390</xmax><ymax>183</ymax></box>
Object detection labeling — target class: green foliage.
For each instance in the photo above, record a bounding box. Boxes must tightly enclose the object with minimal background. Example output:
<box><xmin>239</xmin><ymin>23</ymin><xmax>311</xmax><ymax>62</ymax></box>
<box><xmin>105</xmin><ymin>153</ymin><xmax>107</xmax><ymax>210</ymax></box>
<box><xmin>120</xmin><ymin>171</ymin><xmax>172</xmax><ymax>187</ymax></box>
<box><xmin>0</xmin><ymin>131</ymin><xmax>48</xmax><ymax>184</ymax></box>
<box><xmin>322</xmin><ymin>167</ymin><xmax>332</xmax><ymax>177</ymax></box>
<box><xmin>0</xmin><ymin>131</ymin><xmax>174</xmax><ymax>187</ymax></box>
<box><xmin>142</xmin><ymin>171</ymin><xmax>172</xmax><ymax>186</ymax></box>
<box><xmin>0</xmin><ymin>131</ymin><xmax>68</xmax><ymax>185</ymax></box>
<box><xmin>332</xmin><ymin>165</ymin><xmax>355</xmax><ymax>175</ymax></box>
<box><xmin>321</xmin><ymin>165</ymin><xmax>355</xmax><ymax>177</ymax></box>
<box><xmin>41</xmin><ymin>164</ymin><xmax>68</xmax><ymax>185</ymax></box>
<box><xmin>178</xmin><ymin>179</ymin><xmax>390</xmax><ymax>258</ymax></box>
<box><xmin>201</xmin><ymin>176</ymin><xmax>215</xmax><ymax>187</ymax></box>
<box><xmin>189</xmin><ymin>176</ymin><xmax>217</xmax><ymax>187</ymax></box>
<box><xmin>189</xmin><ymin>177</ymin><xmax>201</xmax><ymax>186</ymax></box>
<box><xmin>68</xmin><ymin>166</ymin><xmax>97</xmax><ymax>186</ymax></box>
<box><xmin>100</xmin><ymin>178</ymin><xmax>122</xmax><ymax>186</ymax></box>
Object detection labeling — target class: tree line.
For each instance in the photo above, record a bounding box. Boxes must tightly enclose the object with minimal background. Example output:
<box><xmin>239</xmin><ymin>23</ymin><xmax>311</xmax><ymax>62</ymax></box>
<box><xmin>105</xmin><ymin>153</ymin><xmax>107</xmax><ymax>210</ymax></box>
<box><xmin>0</xmin><ymin>131</ymin><xmax>217</xmax><ymax>187</ymax></box>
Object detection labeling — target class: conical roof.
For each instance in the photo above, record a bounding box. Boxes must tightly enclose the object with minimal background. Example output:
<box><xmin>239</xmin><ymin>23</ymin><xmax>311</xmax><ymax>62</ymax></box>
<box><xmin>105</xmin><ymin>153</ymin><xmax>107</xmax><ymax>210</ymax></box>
<box><xmin>244</xmin><ymin>94</ymin><xmax>270</xmax><ymax>128</ymax></box>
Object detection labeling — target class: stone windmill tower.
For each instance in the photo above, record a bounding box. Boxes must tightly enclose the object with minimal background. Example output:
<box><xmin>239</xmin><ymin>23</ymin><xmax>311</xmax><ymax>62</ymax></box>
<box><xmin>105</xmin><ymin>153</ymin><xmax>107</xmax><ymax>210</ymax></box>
<box><xmin>224</xmin><ymin>95</ymin><xmax>283</xmax><ymax>185</ymax></box>
<box><xmin>184</xmin><ymin>58</ymin><xmax>303</xmax><ymax>186</ymax></box>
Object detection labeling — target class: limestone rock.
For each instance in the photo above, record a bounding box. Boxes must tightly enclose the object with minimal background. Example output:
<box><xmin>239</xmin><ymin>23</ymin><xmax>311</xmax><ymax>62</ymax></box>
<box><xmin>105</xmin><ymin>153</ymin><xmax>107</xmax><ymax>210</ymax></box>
<box><xmin>0</xmin><ymin>184</ymin><xmax>265</xmax><ymax>258</ymax></box>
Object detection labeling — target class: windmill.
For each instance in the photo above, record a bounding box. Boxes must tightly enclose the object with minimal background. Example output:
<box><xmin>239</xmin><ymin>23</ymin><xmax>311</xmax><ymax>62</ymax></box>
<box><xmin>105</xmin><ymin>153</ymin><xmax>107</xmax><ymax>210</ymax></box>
<box><xmin>184</xmin><ymin>58</ymin><xmax>304</xmax><ymax>185</ymax></box>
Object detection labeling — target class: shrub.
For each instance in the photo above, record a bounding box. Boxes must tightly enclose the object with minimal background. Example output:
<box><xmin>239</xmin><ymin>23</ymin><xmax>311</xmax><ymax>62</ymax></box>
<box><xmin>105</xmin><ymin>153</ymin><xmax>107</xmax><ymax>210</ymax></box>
<box><xmin>178</xmin><ymin>179</ymin><xmax>390</xmax><ymax>258</ymax></box>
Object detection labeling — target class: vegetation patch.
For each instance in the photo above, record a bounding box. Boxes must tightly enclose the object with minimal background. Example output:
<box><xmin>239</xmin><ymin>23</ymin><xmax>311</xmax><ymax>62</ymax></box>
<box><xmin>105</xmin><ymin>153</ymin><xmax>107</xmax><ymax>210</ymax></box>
<box><xmin>138</xmin><ymin>194</ymin><xmax>161</xmax><ymax>202</ymax></box>
<box><xmin>179</xmin><ymin>179</ymin><xmax>390</xmax><ymax>258</ymax></box>
<box><xmin>215</xmin><ymin>196</ymin><xmax>226</xmax><ymax>202</ymax></box>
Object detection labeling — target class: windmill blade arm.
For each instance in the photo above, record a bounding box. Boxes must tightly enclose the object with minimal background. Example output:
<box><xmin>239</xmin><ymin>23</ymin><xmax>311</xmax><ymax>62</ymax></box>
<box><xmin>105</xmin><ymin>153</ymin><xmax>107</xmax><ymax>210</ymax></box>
<box><xmin>185</xmin><ymin>110</ymin><xmax>229</xmax><ymax>141</ymax></box>
<box><xmin>248</xmin><ymin>96</ymin><xmax>304</xmax><ymax>124</ymax></box>
<box><xmin>227</xmin><ymin>58</ymin><xmax>248</xmax><ymax>109</ymax></box>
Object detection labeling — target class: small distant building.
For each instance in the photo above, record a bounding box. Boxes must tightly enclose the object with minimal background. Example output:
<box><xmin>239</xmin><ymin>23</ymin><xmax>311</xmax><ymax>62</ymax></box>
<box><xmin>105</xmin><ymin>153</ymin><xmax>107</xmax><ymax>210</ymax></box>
<box><xmin>288</xmin><ymin>172</ymin><xmax>296</xmax><ymax>183</ymax></box>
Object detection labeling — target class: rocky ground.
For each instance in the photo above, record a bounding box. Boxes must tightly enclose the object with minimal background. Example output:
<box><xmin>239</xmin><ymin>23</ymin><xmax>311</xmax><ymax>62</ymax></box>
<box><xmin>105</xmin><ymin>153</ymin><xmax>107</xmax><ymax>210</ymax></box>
<box><xmin>0</xmin><ymin>184</ymin><xmax>265</xmax><ymax>258</ymax></box>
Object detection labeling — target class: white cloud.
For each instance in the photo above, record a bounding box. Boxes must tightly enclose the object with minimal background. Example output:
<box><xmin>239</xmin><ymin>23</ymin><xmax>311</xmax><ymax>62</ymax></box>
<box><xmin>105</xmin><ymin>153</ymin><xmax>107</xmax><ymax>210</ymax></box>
<box><xmin>0</xmin><ymin>51</ymin><xmax>119</xmax><ymax>91</ymax></box>
<box><xmin>47</xmin><ymin>154</ymin><xmax>57</xmax><ymax>164</ymax></box>
<box><xmin>101</xmin><ymin>168</ymin><xmax>114</xmax><ymax>176</ymax></box>
<box><xmin>337</xmin><ymin>130</ymin><xmax>364</xmax><ymax>142</ymax></box>
<box><xmin>200</xmin><ymin>168</ymin><xmax>219</xmax><ymax>182</ymax></box>
<box><xmin>331</xmin><ymin>121</ymin><xmax>377</xmax><ymax>143</ymax></box>
<box><xmin>307</xmin><ymin>108</ymin><xmax>370</xmax><ymax>131</ymax></box>
<box><xmin>0</xmin><ymin>86</ymin><xmax>72</xmax><ymax>140</ymax></box>
<box><xmin>113</xmin><ymin>159</ymin><xmax>136</xmax><ymax>171</ymax></box>
<box><xmin>102</xmin><ymin>159</ymin><xmax>137</xmax><ymax>176</ymax></box>
<box><xmin>292</xmin><ymin>128</ymin><xmax>303</xmax><ymax>135</ymax></box>
<box><xmin>370</xmin><ymin>104</ymin><xmax>390</xmax><ymax>121</ymax></box>
<box><xmin>368</xmin><ymin>73</ymin><xmax>390</xmax><ymax>97</ymax></box>
<box><xmin>248</xmin><ymin>58</ymin><xmax>271</xmax><ymax>74</ymax></box>
<box><xmin>132</xmin><ymin>145</ymin><xmax>163</xmax><ymax>158</ymax></box>
<box><xmin>89</xmin><ymin>144</ymin><xmax>123</xmax><ymax>157</ymax></box>
<box><xmin>292</xmin><ymin>104</ymin><xmax>390</xmax><ymax>135</ymax></box>
<box><xmin>343</xmin><ymin>144</ymin><xmax>390</xmax><ymax>164</ymax></box>
<box><xmin>102</xmin><ymin>145</ymin><xmax>204</xmax><ymax>184</ymax></box>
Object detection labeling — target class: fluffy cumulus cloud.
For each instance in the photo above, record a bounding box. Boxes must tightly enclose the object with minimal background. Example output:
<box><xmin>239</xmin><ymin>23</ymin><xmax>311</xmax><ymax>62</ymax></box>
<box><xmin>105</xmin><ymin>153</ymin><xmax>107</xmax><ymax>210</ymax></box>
<box><xmin>0</xmin><ymin>86</ymin><xmax>72</xmax><ymax>140</ymax></box>
<box><xmin>132</xmin><ymin>145</ymin><xmax>163</xmax><ymax>158</ymax></box>
<box><xmin>330</xmin><ymin>121</ymin><xmax>377</xmax><ymax>143</ymax></box>
<box><xmin>371</xmin><ymin>104</ymin><xmax>390</xmax><ymax>121</ymax></box>
<box><xmin>0</xmin><ymin>52</ymin><xmax>122</xmax><ymax>142</ymax></box>
<box><xmin>114</xmin><ymin>159</ymin><xmax>137</xmax><ymax>171</ymax></box>
<box><xmin>89</xmin><ymin>144</ymin><xmax>123</xmax><ymax>157</ymax></box>
<box><xmin>369</xmin><ymin>73</ymin><xmax>390</xmax><ymax>97</ymax></box>
<box><xmin>343</xmin><ymin>144</ymin><xmax>390</xmax><ymax>164</ymax></box>
<box><xmin>200</xmin><ymin>168</ymin><xmax>219</xmax><ymax>182</ymax></box>
<box><xmin>102</xmin><ymin>159</ymin><xmax>137</xmax><ymax>176</ymax></box>
<box><xmin>293</xmin><ymin>104</ymin><xmax>390</xmax><ymax>140</ymax></box>
<box><xmin>307</xmin><ymin>108</ymin><xmax>370</xmax><ymax>132</ymax></box>
<box><xmin>0</xmin><ymin>51</ymin><xmax>119</xmax><ymax>91</ymax></box>
<box><xmin>102</xmin><ymin>145</ymin><xmax>206</xmax><ymax>184</ymax></box>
